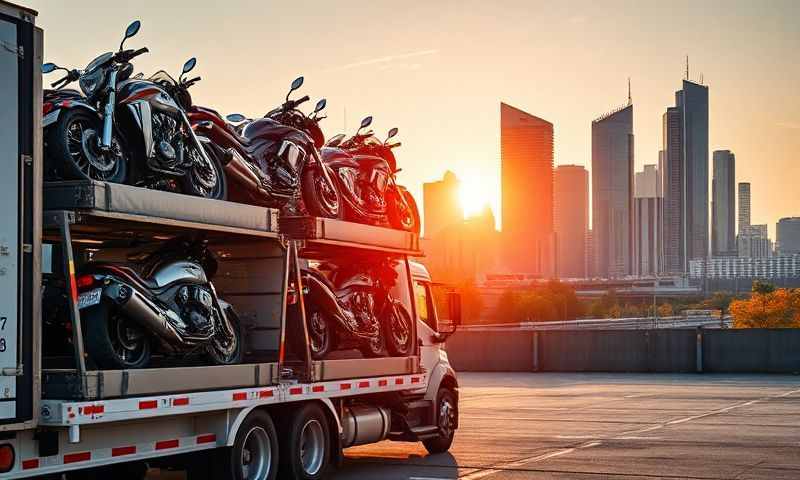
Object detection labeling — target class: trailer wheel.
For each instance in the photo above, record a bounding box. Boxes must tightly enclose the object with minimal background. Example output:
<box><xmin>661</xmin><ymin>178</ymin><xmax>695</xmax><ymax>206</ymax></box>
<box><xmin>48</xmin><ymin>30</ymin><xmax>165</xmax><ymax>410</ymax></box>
<box><xmin>279</xmin><ymin>403</ymin><xmax>331</xmax><ymax>480</ymax></box>
<box><xmin>423</xmin><ymin>387</ymin><xmax>458</xmax><ymax>454</ymax></box>
<box><xmin>212</xmin><ymin>410</ymin><xmax>279</xmax><ymax>480</ymax></box>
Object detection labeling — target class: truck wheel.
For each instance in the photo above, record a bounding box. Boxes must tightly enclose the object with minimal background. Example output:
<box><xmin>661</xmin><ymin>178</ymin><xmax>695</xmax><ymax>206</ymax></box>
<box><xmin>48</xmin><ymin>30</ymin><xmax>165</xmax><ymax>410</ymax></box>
<box><xmin>279</xmin><ymin>403</ymin><xmax>331</xmax><ymax>480</ymax></box>
<box><xmin>214</xmin><ymin>410</ymin><xmax>279</xmax><ymax>480</ymax></box>
<box><xmin>423</xmin><ymin>387</ymin><xmax>458</xmax><ymax>455</ymax></box>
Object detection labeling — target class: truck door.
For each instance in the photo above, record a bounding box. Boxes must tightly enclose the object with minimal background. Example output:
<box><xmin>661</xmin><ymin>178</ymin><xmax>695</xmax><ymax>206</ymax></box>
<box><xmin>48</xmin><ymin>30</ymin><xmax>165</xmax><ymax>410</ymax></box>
<box><xmin>0</xmin><ymin>3</ymin><xmax>38</xmax><ymax>428</ymax></box>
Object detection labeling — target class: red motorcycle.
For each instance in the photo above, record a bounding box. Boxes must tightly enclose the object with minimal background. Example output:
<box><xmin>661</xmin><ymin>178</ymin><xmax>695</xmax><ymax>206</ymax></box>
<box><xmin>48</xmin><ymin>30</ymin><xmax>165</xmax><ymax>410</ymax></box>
<box><xmin>189</xmin><ymin>77</ymin><xmax>339</xmax><ymax>217</ymax></box>
<box><xmin>322</xmin><ymin>117</ymin><xmax>420</xmax><ymax>233</ymax></box>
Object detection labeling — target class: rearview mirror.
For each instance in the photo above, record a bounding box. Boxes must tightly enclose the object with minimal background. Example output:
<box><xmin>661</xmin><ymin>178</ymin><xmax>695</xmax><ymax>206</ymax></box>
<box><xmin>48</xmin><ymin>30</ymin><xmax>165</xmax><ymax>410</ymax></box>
<box><xmin>125</xmin><ymin>20</ymin><xmax>141</xmax><ymax>39</ymax></box>
<box><xmin>42</xmin><ymin>62</ymin><xmax>58</xmax><ymax>74</ymax></box>
<box><xmin>386</xmin><ymin>127</ymin><xmax>399</xmax><ymax>141</ymax></box>
<box><xmin>226</xmin><ymin>113</ymin><xmax>247</xmax><ymax>123</ymax></box>
<box><xmin>290</xmin><ymin>76</ymin><xmax>304</xmax><ymax>93</ymax></box>
<box><xmin>446</xmin><ymin>291</ymin><xmax>462</xmax><ymax>327</ymax></box>
<box><xmin>360</xmin><ymin>116</ymin><xmax>373</xmax><ymax>129</ymax></box>
<box><xmin>314</xmin><ymin>98</ymin><xmax>327</xmax><ymax>113</ymax></box>
<box><xmin>182</xmin><ymin>57</ymin><xmax>197</xmax><ymax>74</ymax></box>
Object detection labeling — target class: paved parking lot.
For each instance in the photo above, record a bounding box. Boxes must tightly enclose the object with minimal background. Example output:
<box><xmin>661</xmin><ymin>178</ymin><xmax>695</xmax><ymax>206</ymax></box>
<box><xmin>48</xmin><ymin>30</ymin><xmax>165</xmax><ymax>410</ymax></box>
<box><xmin>335</xmin><ymin>372</ymin><xmax>800</xmax><ymax>479</ymax></box>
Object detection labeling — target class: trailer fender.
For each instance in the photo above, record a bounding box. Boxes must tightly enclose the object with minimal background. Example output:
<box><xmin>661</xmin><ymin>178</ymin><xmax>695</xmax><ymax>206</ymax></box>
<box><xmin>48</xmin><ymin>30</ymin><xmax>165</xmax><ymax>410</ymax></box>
<box><xmin>225</xmin><ymin>398</ymin><xmax>342</xmax><ymax>447</ymax></box>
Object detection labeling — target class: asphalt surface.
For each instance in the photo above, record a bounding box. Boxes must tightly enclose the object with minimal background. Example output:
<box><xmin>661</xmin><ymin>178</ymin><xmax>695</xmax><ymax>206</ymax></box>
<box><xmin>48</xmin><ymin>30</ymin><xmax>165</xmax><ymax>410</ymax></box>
<box><xmin>334</xmin><ymin>373</ymin><xmax>800</xmax><ymax>479</ymax></box>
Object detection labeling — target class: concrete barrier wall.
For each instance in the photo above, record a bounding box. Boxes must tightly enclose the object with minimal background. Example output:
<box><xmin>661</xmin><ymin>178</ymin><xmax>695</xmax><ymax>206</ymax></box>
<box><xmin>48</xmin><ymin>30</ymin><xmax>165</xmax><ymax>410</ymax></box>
<box><xmin>446</xmin><ymin>329</ymin><xmax>800</xmax><ymax>373</ymax></box>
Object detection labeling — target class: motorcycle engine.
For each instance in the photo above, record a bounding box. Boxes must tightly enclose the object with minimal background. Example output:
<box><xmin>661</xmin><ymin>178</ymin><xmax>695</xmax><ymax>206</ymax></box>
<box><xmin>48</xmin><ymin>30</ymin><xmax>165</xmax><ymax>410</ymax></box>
<box><xmin>152</xmin><ymin>113</ymin><xmax>184</xmax><ymax>170</ymax></box>
<box><xmin>176</xmin><ymin>285</ymin><xmax>216</xmax><ymax>335</ymax></box>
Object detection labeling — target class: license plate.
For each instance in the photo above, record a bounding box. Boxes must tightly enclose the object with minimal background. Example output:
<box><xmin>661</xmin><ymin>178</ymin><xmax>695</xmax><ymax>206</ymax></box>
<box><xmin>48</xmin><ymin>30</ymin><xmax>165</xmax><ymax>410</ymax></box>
<box><xmin>77</xmin><ymin>288</ymin><xmax>102</xmax><ymax>310</ymax></box>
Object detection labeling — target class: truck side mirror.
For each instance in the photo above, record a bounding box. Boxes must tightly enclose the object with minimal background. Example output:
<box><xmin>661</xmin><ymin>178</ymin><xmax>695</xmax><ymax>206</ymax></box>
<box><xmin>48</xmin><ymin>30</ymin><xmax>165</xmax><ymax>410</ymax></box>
<box><xmin>438</xmin><ymin>291</ymin><xmax>461</xmax><ymax>336</ymax></box>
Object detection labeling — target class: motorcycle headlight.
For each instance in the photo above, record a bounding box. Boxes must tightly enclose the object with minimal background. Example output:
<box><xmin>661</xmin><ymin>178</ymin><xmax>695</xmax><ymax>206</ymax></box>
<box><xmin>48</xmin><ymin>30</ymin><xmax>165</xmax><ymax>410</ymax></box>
<box><xmin>79</xmin><ymin>68</ymin><xmax>105</xmax><ymax>97</ymax></box>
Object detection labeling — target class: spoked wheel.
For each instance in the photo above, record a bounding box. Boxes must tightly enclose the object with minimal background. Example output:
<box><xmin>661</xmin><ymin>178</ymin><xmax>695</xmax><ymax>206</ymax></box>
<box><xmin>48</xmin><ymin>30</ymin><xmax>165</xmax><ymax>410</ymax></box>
<box><xmin>206</xmin><ymin>410</ymin><xmax>279</xmax><ymax>480</ymax></box>
<box><xmin>83</xmin><ymin>302</ymin><xmax>151</xmax><ymax>369</ymax></box>
<box><xmin>306</xmin><ymin>308</ymin><xmax>332</xmax><ymax>360</ymax></box>
<box><xmin>302</xmin><ymin>166</ymin><xmax>340</xmax><ymax>218</ymax></box>
<box><xmin>387</xmin><ymin>186</ymin><xmax>420</xmax><ymax>233</ymax></box>
<box><xmin>48</xmin><ymin>109</ymin><xmax>128</xmax><ymax>183</ymax></box>
<box><xmin>182</xmin><ymin>138</ymin><xmax>227</xmax><ymax>200</ymax></box>
<box><xmin>279</xmin><ymin>403</ymin><xmax>330</xmax><ymax>480</ymax></box>
<box><xmin>206</xmin><ymin>305</ymin><xmax>243</xmax><ymax>365</ymax></box>
<box><xmin>423</xmin><ymin>387</ymin><xmax>458</xmax><ymax>454</ymax></box>
<box><xmin>384</xmin><ymin>301</ymin><xmax>413</xmax><ymax>357</ymax></box>
<box><xmin>359</xmin><ymin>321</ymin><xmax>387</xmax><ymax>358</ymax></box>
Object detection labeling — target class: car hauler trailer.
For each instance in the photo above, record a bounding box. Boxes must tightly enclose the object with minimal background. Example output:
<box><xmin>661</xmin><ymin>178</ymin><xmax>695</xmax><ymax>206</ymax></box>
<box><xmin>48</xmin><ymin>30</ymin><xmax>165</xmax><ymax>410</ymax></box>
<box><xmin>0</xmin><ymin>2</ymin><xmax>461</xmax><ymax>479</ymax></box>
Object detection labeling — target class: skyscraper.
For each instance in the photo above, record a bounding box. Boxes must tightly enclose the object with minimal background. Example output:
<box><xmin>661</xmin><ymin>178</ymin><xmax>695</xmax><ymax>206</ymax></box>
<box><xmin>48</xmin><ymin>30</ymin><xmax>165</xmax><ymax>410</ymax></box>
<box><xmin>500</xmin><ymin>102</ymin><xmax>554</xmax><ymax>276</ymax></box>
<box><xmin>661</xmin><ymin>79</ymin><xmax>709</xmax><ymax>273</ymax></box>
<box><xmin>777</xmin><ymin>217</ymin><xmax>800</xmax><ymax>255</ymax></box>
<box><xmin>635</xmin><ymin>164</ymin><xmax>660</xmax><ymax>198</ymax></box>
<box><xmin>738</xmin><ymin>224</ymin><xmax>772</xmax><ymax>258</ymax></box>
<box><xmin>662</xmin><ymin>106</ymin><xmax>684</xmax><ymax>274</ymax></box>
<box><xmin>592</xmin><ymin>104</ymin><xmax>633</xmax><ymax>278</ymax></box>
<box><xmin>712</xmin><ymin>150</ymin><xmax>736</xmax><ymax>256</ymax></box>
<box><xmin>554</xmin><ymin>165</ymin><xmax>588</xmax><ymax>278</ymax></box>
<box><xmin>422</xmin><ymin>171</ymin><xmax>462</xmax><ymax>238</ymax></box>
<box><xmin>633</xmin><ymin>164</ymin><xmax>662</xmax><ymax>276</ymax></box>
<box><xmin>738</xmin><ymin>182</ymin><xmax>751</xmax><ymax>233</ymax></box>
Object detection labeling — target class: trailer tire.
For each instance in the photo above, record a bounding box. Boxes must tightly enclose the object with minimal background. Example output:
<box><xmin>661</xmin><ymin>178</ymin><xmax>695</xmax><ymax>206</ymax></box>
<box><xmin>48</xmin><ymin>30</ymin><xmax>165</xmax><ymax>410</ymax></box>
<box><xmin>209</xmin><ymin>409</ymin><xmax>279</xmax><ymax>480</ymax></box>
<box><xmin>422</xmin><ymin>387</ymin><xmax>458</xmax><ymax>454</ymax></box>
<box><xmin>278</xmin><ymin>403</ymin><xmax>331</xmax><ymax>480</ymax></box>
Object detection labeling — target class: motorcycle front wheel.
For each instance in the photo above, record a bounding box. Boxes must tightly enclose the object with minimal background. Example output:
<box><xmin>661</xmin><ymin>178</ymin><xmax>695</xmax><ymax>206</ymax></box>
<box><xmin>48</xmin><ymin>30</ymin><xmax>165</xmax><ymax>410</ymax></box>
<box><xmin>83</xmin><ymin>301</ymin><xmax>151</xmax><ymax>369</ymax></box>
<box><xmin>387</xmin><ymin>186</ymin><xmax>421</xmax><ymax>234</ymax></box>
<box><xmin>46</xmin><ymin>108</ymin><xmax>129</xmax><ymax>183</ymax></box>
<box><xmin>306</xmin><ymin>307</ymin><xmax>333</xmax><ymax>360</ymax></box>
<box><xmin>359</xmin><ymin>329</ymin><xmax>387</xmax><ymax>358</ymax></box>
<box><xmin>206</xmin><ymin>305</ymin><xmax>242</xmax><ymax>365</ymax></box>
<box><xmin>302</xmin><ymin>166</ymin><xmax>340</xmax><ymax>218</ymax></box>
<box><xmin>384</xmin><ymin>301</ymin><xmax>413</xmax><ymax>357</ymax></box>
<box><xmin>181</xmin><ymin>140</ymin><xmax>228</xmax><ymax>200</ymax></box>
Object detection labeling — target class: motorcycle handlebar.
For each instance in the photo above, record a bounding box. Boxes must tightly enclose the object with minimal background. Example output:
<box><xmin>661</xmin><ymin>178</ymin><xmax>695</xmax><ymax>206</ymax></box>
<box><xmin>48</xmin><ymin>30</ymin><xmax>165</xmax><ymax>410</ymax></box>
<box><xmin>185</xmin><ymin>76</ymin><xmax>201</xmax><ymax>86</ymax></box>
<box><xmin>51</xmin><ymin>76</ymin><xmax>69</xmax><ymax>88</ymax></box>
<box><xmin>131</xmin><ymin>47</ymin><xmax>149</xmax><ymax>58</ymax></box>
<box><xmin>294</xmin><ymin>95</ymin><xmax>310</xmax><ymax>107</ymax></box>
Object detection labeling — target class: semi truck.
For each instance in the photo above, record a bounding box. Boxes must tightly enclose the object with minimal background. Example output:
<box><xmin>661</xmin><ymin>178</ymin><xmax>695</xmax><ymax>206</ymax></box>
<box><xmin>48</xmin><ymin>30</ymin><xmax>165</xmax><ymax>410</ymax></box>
<box><xmin>0</xmin><ymin>3</ymin><xmax>462</xmax><ymax>479</ymax></box>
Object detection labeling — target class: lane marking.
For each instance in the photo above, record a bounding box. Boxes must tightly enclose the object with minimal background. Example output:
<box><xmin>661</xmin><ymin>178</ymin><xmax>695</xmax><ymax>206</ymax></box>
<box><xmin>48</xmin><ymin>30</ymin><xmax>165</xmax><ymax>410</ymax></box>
<box><xmin>460</xmin><ymin>441</ymin><xmax>602</xmax><ymax>480</ymax></box>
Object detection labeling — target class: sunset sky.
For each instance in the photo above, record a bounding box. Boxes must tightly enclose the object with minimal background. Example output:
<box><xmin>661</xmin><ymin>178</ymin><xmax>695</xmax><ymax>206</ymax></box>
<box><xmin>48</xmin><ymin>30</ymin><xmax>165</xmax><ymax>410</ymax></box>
<box><xmin>28</xmin><ymin>0</ymin><xmax>800</xmax><ymax>237</ymax></box>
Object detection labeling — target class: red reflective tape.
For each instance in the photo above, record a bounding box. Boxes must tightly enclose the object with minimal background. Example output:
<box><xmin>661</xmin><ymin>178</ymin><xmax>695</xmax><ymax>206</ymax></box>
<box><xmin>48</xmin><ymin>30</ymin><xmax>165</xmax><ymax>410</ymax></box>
<box><xmin>312</xmin><ymin>385</ymin><xmax>325</xmax><ymax>393</ymax></box>
<box><xmin>395</xmin><ymin>378</ymin><xmax>404</xmax><ymax>385</ymax></box>
<box><xmin>197</xmin><ymin>433</ymin><xmax>217</xmax><ymax>444</ymax></box>
<box><xmin>340</xmin><ymin>383</ymin><xmax>352</xmax><ymax>390</ymax></box>
<box><xmin>173</xmin><ymin>397</ymin><xmax>189</xmax><ymax>406</ymax></box>
<box><xmin>139</xmin><ymin>400</ymin><xmax>158</xmax><ymax>410</ymax></box>
<box><xmin>83</xmin><ymin>405</ymin><xmax>104</xmax><ymax>415</ymax></box>
<box><xmin>411</xmin><ymin>377</ymin><xmax>421</xmax><ymax>384</ymax></box>
<box><xmin>259</xmin><ymin>389</ymin><xmax>274</xmax><ymax>398</ymax></box>
<box><xmin>378</xmin><ymin>379</ymin><xmax>388</xmax><ymax>387</ymax></box>
<box><xmin>358</xmin><ymin>381</ymin><xmax>370</xmax><ymax>388</ymax></box>
<box><xmin>64</xmin><ymin>451</ymin><xmax>91</xmax><ymax>464</ymax></box>
<box><xmin>290</xmin><ymin>387</ymin><xmax>303</xmax><ymax>395</ymax></box>
<box><xmin>112</xmin><ymin>446</ymin><xmax>136</xmax><ymax>457</ymax></box>
<box><xmin>155</xmin><ymin>439</ymin><xmax>179</xmax><ymax>450</ymax></box>
<box><xmin>22</xmin><ymin>459</ymin><xmax>39</xmax><ymax>470</ymax></box>
<box><xmin>232</xmin><ymin>392</ymin><xmax>247</xmax><ymax>401</ymax></box>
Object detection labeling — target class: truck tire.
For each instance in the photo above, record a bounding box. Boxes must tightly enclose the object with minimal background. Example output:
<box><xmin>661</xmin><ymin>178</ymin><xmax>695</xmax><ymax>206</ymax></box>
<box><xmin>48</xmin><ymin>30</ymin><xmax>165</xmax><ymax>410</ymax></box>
<box><xmin>422</xmin><ymin>387</ymin><xmax>458</xmax><ymax>455</ymax></box>
<box><xmin>211</xmin><ymin>410</ymin><xmax>279</xmax><ymax>480</ymax></box>
<box><xmin>278</xmin><ymin>403</ymin><xmax>331</xmax><ymax>480</ymax></box>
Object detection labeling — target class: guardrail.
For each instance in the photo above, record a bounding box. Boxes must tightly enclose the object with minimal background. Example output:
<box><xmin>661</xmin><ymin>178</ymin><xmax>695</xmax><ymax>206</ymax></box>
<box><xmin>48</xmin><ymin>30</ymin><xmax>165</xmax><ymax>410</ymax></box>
<box><xmin>459</xmin><ymin>315</ymin><xmax>731</xmax><ymax>331</ymax></box>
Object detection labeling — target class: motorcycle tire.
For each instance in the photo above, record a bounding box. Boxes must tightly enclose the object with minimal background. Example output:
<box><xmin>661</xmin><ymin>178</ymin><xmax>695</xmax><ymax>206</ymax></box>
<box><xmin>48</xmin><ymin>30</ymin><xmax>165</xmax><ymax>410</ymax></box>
<box><xmin>46</xmin><ymin>108</ymin><xmax>128</xmax><ymax>184</ymax></box>
<box><xmin>302</xmin><ymin>166</ymin><xmax>340</xmax><ymax>218</ymax></box>
<box><xmin>306</xmin><ymin>306</ymin><xmax>333</xmax><ymax>360</ymax></box>
<box><xmin>387</xmin><ymin>186</ymin><xmax>421</xmax><ymax>234</ymax></box>
<box><xmin>384</xmin><ymin>301</ymin><xmax>413</xmax><ymax>357</ymax></box>
<box><xmin>359</xmin><ymin>331</ymin><xmax>387</xmax><ymax>358</ymax></box>
<box><xmin>181</xmin><ymin>140</ymin><xmax>228</xmax><ymax>200</ymax></box>
<box><xmin>206</xmin><ymin>305</ymin><xmax>243</xmax><ymax>365</ymax></box>
<box><xmin>83</xmin><ymin>301</ymin><xmax>151</xmax><ymax>370</ymax></box>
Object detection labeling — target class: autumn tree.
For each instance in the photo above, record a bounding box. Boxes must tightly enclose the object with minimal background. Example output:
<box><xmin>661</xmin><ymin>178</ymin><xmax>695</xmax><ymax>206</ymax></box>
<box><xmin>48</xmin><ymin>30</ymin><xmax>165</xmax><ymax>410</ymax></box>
<box><xmin>729</xmin><ymin>287</ymin><xmax>800</xmax><ymax>328</ymax></box>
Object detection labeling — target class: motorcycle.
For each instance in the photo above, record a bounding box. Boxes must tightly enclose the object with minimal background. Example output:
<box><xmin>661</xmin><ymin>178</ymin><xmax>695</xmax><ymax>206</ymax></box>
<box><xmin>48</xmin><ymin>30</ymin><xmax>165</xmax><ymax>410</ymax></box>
<box><xmin>190</xmin><ymin>76</ymin><xmax>339</xmax><ymax>216</ymax></box>
<box><xmin>322</xmin><ymin>117</ymin><xmax>421</xmax><ymax>232</ymax></box>
<box><xmin>73</xmin><ymin>236</ymin><xmax>242</xmax><ymax>369</ymax></box>
<box><xmin>41</xmin><ymin>21</ymin><xmax>226</xmax><ymax>200</ymax></box>
<box><xmin>301</xmin><ymin>257</ymin><xmax>413</xmax><ymax>360</ymax></box>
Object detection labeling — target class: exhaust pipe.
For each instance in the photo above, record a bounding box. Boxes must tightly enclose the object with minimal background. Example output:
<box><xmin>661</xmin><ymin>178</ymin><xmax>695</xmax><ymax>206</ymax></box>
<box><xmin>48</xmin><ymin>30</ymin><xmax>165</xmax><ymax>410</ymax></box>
<box><xmin>102</xmin><ymin>282</ymin><xmax>207</xmax><ymax>346</ymax></box>
<box><xmin>223</xmin><ymin>148</ymin><xmax>271</xmax><ymax>198</ymax></box>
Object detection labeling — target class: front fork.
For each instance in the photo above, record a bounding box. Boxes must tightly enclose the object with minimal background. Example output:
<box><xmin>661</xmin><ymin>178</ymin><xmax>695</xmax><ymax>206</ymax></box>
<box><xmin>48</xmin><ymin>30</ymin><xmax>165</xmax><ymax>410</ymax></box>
<box><xmin>99</xmin><ymin>70</ymin><xmax>119</xmax><ymax>151</ymax></box>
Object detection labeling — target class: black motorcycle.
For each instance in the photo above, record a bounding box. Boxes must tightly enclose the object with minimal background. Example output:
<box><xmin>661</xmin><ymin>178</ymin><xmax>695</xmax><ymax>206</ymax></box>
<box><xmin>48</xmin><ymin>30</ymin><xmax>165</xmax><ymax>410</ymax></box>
<box><xmin>301</xmin><ymin>257</ymin><xmax>413</xmax><ymax>360</ymax></box>
<box><xmin>42</xmin><ymin>20</ymin><xmax>226</xmax><ymax>200</ymax></box>
<box><xmin>73</xmin><ymin>237</ymin><xmax>241</xmax><ymax>369</ymax></box>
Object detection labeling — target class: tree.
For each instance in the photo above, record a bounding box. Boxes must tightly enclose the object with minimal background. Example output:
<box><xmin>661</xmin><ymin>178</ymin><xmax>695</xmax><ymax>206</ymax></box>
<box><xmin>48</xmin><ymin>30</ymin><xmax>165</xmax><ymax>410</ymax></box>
<box><xmin>729</xmin><ymin>288</ymin><xmax>800</xmax><ymax>328</ymax></box>
<box><xmin>752</xmin><ymin>280</ymin><xmax>776</xmax><ymax>295</ymax></box>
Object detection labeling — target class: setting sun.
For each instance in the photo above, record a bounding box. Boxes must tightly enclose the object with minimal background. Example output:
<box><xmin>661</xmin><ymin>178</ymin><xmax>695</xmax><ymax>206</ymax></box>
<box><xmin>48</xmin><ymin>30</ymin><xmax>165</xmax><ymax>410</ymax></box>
<box><xmin>458</xmin><ymin>173</ymin><xmax>497</xmax><ymax>220</ymax></box>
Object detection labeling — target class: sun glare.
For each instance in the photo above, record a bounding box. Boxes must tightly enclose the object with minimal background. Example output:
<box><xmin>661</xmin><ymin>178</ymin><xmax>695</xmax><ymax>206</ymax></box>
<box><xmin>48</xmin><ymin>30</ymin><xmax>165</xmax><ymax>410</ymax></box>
<box><xmin>458</xmin><ymin>174</ymin><xmax>494</xmax><ymax>218</ymax></box>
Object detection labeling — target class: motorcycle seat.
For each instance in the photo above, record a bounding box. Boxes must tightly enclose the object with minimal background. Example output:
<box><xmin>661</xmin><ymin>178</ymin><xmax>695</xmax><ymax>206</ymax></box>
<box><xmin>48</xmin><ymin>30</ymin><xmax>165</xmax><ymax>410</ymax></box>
<box><xmin>84</xmin><ymin>263</ymin><xmax>159</xmax><ymax>290</ymax></box>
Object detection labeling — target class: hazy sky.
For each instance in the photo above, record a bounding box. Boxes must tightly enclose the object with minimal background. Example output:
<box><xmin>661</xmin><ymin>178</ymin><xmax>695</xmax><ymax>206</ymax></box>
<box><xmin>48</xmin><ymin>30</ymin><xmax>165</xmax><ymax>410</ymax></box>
<box><xmin>28</xmin><ymin>0</ymin><xmax>799</xmax><ymax>237</ymax></box>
